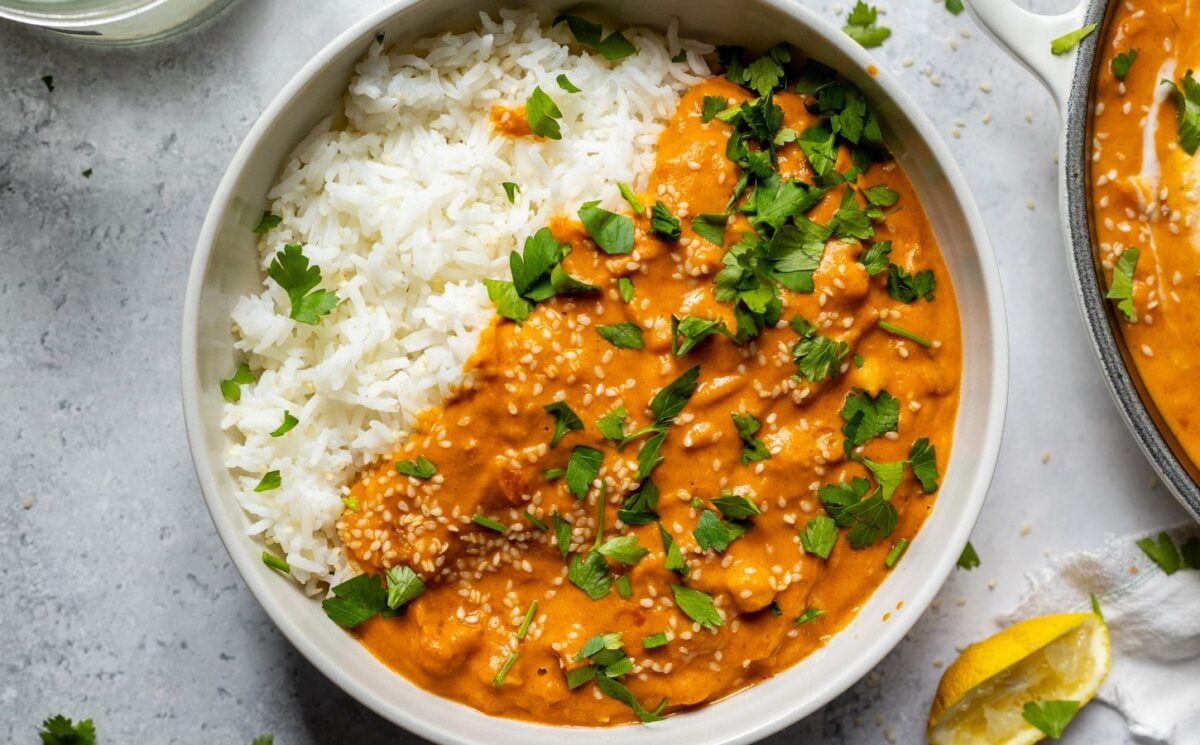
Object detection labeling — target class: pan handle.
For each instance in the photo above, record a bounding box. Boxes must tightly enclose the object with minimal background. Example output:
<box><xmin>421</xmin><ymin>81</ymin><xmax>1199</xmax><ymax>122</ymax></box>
<box><xmin>964</xmin><ymin>0</ymin><xmax>1090</xmax><ymax>111</ymax></box>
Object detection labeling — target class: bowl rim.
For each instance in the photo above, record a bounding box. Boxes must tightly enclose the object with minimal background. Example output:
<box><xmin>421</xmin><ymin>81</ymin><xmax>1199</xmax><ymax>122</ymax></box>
<box><xmin>181</xmin><ymin>1</ymin><xmax>1010</xmax><ymax>741</ymax></box>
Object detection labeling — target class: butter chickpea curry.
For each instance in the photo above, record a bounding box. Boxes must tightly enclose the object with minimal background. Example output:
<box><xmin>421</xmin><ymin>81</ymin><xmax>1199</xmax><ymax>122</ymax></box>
<box><xmin>1092</xmin><ymin>1</ymin><xmax>1200</xmax><ymax>466</ymax></box>
<box><xmin>327</xmin><ymin>39</ymin><xmax>963</xmax><ymax>725</ymax></box>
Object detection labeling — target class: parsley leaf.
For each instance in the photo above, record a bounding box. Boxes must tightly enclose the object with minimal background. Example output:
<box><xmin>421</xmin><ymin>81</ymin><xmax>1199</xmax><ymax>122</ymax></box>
<box><xmin>543</xmin><ymin>400</ymin><xmax>584</xmax><ymax>447</ymax></box>
<box><xmin>863</xmin><ymin>184</ymin><xmax>899</xmax><ymax>208</ymax></box>
<box><xmin>635</xmin><ymin>431</ymin><xmax>667</xmax><ymax>480</ymax></box>
<box><xmin>596</xmin><ymin>675</ymin><xmax>667</xmax><ymax>722</ymax></box>
<box><xmin>555</xmin><ymin>14</ymin><xmax>601</xmax><ymax>45</ymax></box>
<box><xmin>829</xmin><ymin>188</ymin><xmax>875</xmax><ymax>241</ymax></box>
<box><xmin>1111</xmin><ymin>49</ymin><xmax>1137</xmax><ymax>81</ymax></box>
<box><xmin>385</xmin><ymin>565</ymin><xmax>425</xmax><ymax>609</ymax></box>
<box><xmin>395</xmin><ymin>455</ymin><xmax>437</xmax><ymax>479</ymax></box>
<box><xmin>254</xmin><ymin>211</ymin><xmax>282</xmax><ymax>233</ymax></box>
<box><xmin>556</xmin><ymin>74</ymin><xmax>581</xmax><ymax>93</ymax></box>
<box><xmin>597</xmin><ymin>534</ymin><xmax>649</xmax><ymax>565</ymax></box>
<box><xmin>597</xmin><ymin>31</ymin><xmax>637</xmax><ymax>61</ymax></box>
<box><xmin>552</xmin><ymin>511</ymin><xmax>572</xmax><ymax>561</ymax></box>
<box><xmin>909</xmin><ymin>438</ymin><xmax>939</xmax><ymax>492</ymax></box>
<box><xmin>671</xmin><ymin>315</ymin><xmax>734</xmax><ymax>356</ymax></box>
<box><xmin>1106</xmin><ymin>247</ymin><xmax>1139</xmax><ymax>322</ymax></box>
<box><xmin>270</xmin><ymin>411</ymin><xmax>299</xmax><ymax>437</ymax></box>
<box><xmin>651</xmin><ymin>201</ymin><xmax>682</xmax><ymax>240</ymax></box>
<box><xmin>692</xmin><ymin>212</ymin><xmax>728</xmax><ymax>246</ymax></box>
<box><xmin>859</xmin><ymin>456</ymin><xmax>905</xmax><ymax>499</ymax></box>
<box><xmin>566</xmin><ymin>445</ymin><xmax>604</xmax><ymax>498</ymax></box>
<box><xmin>957</xmin><ymin>541</ymin><xmax>981</xmax><ymax>570</ymax></box>
<box><xmin>672</xmin><ymin>584</ymin><xmax>723</xmax><ymax>628</ymax></box>
<box><xmin>844</xmin><ymin>2</ymin><xmax>891</xmax><ymax>48</ymax></box>
<box><xmin>791</xmin><ymin>317</ymin><xmax>849</xmax><ymax>382</ymax></box>
<box><xmin>799</xmin><ymin>123</ymin><xmax>838</xmax><ymax>177</ymax></box>
<box><xmin>525</xmin><ymin>86</ymin><xmax>563</xmax><ymax>139</ymax></box>
<box><xmin>568</xmin><ymin>551</ymin><xmax>612</xmax><ymax>599</ymax></box>
<box><xmin>619</xmin><ymin>480</ymin><xmax>660</xmax><ymax>525</ymax></box>
<box><xmin>840</xmin><ymin>388</ymin><xmax>900</xmax><ymax>446</ymax></box>
<box><xmin>693</xmin><ymin>509</ymin><xmax>747</xmax><ymax>552</ymax></box>
<box><xmin>1050</xmin><ymin>24</ymin><xmax>1098</xmax><ymax>55</ymax></box>
<box><xmin>887</xmin><ymin>263</ymin><xmax>937</xmax><ymax>303</ymax></box>
<box><xmin>642</xmin><ymin>632</ymin><xmax>669</xmax><ymax>649</ymax></box>
<box><xmin>841</xmin><ymin>493</ymin><xmax>899</xmax><ymax>548</ymax></box>
<box><xmin>945</xmin><ymin>0</ymin><xmax>964</xmax><ymax>14</ymax></box>
<box><xmin>254</xmin><ymin>470</ymin><xmax>281</xmax><ymax>492</ymax></box>
<box><xmin>1137</xmin><ymin>531</ymin><xmax>1183</xmax><ymax>574</ymax></box>
<box><xmin>713</xmin><ymin>493</ymin><xmax>761</xmax><ymax>519</ymax></box>
<box><xmin>322</xmin><ymin>573</ymin><xmax>387</xmax><ymax>628</ymax></box>
<box><xmin>659</xmin><ymin>523</ymin><xmax>687</xmax><ymax>576</ymax></box>
<box><xmin>617</xmin><ymin>277</ymin><xmax>635</xmax><ymax>302</ymax></box>
<box><xmin>1022</xmin><ymin>700</ymin><xmax>1081</xmax><ymax>738</ymax></box>
<box><xmin>488</xmin><ymin>227</ymin><xmax>596</xmax><ymax>322</ymax></box>
<box><xmin>745</xmin><ymin>46</ymin><xmax>789</xmax><ymax>96</ymax></box>
<box><xmin>800</xmin><ymin>515</ymin><xmax>838</xmax><ymax>559</ymax></box>
<box><xmin>597</xmin><ymin>406</ymin><xmax>628</xmax><ymax>441</ymax></box>
<box><xmin>732</xmin><ymin>412</ymin><xmax>772</xmax><ymax>464</ymax></box>
<box><xmin>502</xmin><ymin>181</ymin><xmax>520</xmax><ymax>202</ymax></box>
<box><xmin>649</xmin><ymin>365</ymin><xmax>701</xmax><ymax>424</ymax></box>
<box><xmin>484</xmin><ymin>279</ymin><xmax>534</xmax><ymax>322</ymax></box>
<box><xmin>267</xmin><ymin>243</ymin><xmax>341</xmax><ymax>325</ymax></box>
<box><xmin>38</xmin><ymin>715</ymin><xmax>95</xmax><ymax>745</ymax></box>
<box><xmin>818</xmin><ymin>476</ymin><xmax>872</xmax><ymax>518</ymax></box>
<box><xmin>220</xmin><ymin>362</ymin><xmax>256</xmax><ymax>403</ymax></box>
<box><xmin>596</xmin><ymin>321</ymin><xmax>645</xmax><ymax>349</ymax></box>
<box><xmin>702</xmin><ymin>94</ymin><xmax>728</xmax><ymax>122</ymax></box>
<box><xmin>579</xmin><ymin>200</ymin><xmax>635</xmax><ymax>254</ymax></box>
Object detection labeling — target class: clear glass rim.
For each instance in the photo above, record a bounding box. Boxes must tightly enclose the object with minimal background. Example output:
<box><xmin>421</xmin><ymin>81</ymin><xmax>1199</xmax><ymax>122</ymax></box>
<box><xmin>0</xmin><ymin>0</ymin><xmax>170</xmax><ymax>26</ymax></box>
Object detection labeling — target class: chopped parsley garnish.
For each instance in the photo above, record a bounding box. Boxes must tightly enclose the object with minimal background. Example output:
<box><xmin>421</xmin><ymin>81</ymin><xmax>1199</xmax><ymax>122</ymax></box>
<box><xmin>693</xmin><ymin>508</ymin><xmax>748</xmax><ymax>552</ymax></box>
<box><xmin>618</xmin><ymin>479</ymin><xmax>659</xmax><ymax>524</ymax></box>
<box><xmin>342</xmin><ymin>496</ymin><xmax>358</xmax><ymax>511</ymax></box>
<box><xmin>1050</xmin><ymin>24</ymin><xmax>1098</xmax><ymax>55</ymax></box>
<box><xmin>523</xmin><ymin>510</ymin><xmax>547</xmax><ymax>531</ymax></box>
<box><xmin>566</xmin><ymin>445</ymin><xmax>604</xmax><ymax>498</ymax></box>
<box><xmin>794</xmin><ymin>607</ymin><xmax>824</xmax><ymax>625</ymax></box>
<box><xmin>597</xmin><ymin>534</ymin><xmax>649</xmax><ymax>565</ymax></box>
<box><xmin>884</xmin><ymin>538</ymin><xmax>910</xmax><ymax>568</ymax></box>
<box><xmin>702</xmin><ymin>95</ymin><xmax>728</xmax><ymax>122</ymax></box>
<box><xmin>840</xmin><ymin>388</ymin><xmax>900</xmax><ymax>446</ymax></box>
<box><xmin>798</xmin><ymin>123</ymin><xmax>838</xmax><ymax>178</ymax></box>
<box><xmin>38</xmin><ymin>715</ymin><xmax>94</xmax><ymax>745</ymax></box>
<box><xmin>1136</xmin><ymin>531</ymin><xmax>1187</xmax><ymax>575</ymax></box>
<box><xmin>552</xmin><ymin>511</ymin><xmax>572</xmax><ymax>561</ymax></box>
<box><xmin>1111</xmin><ymin>49</ymin><xmax>1138</xmax><ymax>81</ymax></box>
<box><xmin>877</xmin><ymin>319</ymin><xmax>932</xmax><ymax>348</ymax></box>
<box><xmin>514</xmin><ymin>600</ymin><xmax>537</xmax><ymax>639</ymax></box>
<box><xmin>618</xmin><ymin>182</ymin><xmax>644</xmax><ymax>214</ymax></box>
<box><xmin>909</xmin><ymin>438</ymin><xmax>940</xmax><ymax>492</ymax></box>
<box><xmin>568</xmin><ymin>550</ymin><xmax>612</xmax><ymax>599</ymax></box>
<box><xmin>1184</xmin><ymin>537</ymin><xmax>1200</xmax><ymax>569</ymax></box>
<box><xmin>81</xmin><ymin>168</ymin><xmax>93</xmax><ymax>178</ymax></box>
<box><xmin>616</xmin><ymin>573</ymin><xmax>633</xmax><ymax>597</ymax></box>
<box><xmin>596</xmin><ymin>321</ymin><xmax>645</xmax><ymax>349</ymax></box>
<box><xmin>691</xmin><ymin>212</ymin><xmax>728</xmax><ymax>246</ymax></box>
<box><xmin>672</xmin><ymin>584</ymin><xmax>723</xmax><ymax>628</ymax></box>
<box><xmin>525</xmin><ymin>86</ymin><xmax>563</xmax><ymax>139</ymax></box>
<box><xmin>270</xmin><ymin>411</ymin><xmax>299</xmax><ymax>437</ymax></box>
<box><xmin>619</xmin><ymin>365</ymin><xmax>701</xmax><ymax>446</ymax></box>
<box><xmin>859</xmin><ymin>455</ymin><xmax>905</xmax><ymax>499</ymax></box>
<box><xmin>395</xmin><ymin>455</ymin><xmax>437</xmax><ymax>479</ymax></box>
<box><xmin>650</xmin><ymin>201</ymin><xmax>682</xmax><ymax>240</ymax></box>
<box><xmin>818</xmin><ymin>477</ymin><xmax>898</xmax><ymax>549</ymax></box>
<box><xmin>957</xmin><ymin>541</ymin><xmax>981</xmax><ymax>570</ymax></box>
<box><xmin>254</xmin><ymin>211</ymin><xmax>281</xmax><ymax>233</ymax></box>
<box><xmin>220</xmin><ymin>362</ymin><xmax>256</xmax><ymax>403</ymax></box>
<box><xmin>502</xmin><ymin>181</ymin><xmax>519</xmax><ymax>202</ymax></box>
<box><xmin>659</xmin><ymin>523</ymin><xmax>688</xmax><ymax>576</ymax></box>
<box><xmin>671</xmin><ymin>315</ymin><xmax>734</xmax><ymax>355</ymax></box>
<box><xmin>800</xmin><ymin>515</ymin><xmax>838</xmax><ymax>559</ymax></box>
<box><xmin>732</xmin><ymin>412</ymin><xmax>771</xmax><ymax>464</ymax></box>
<box><xmin>829</xmin><ymin>188</ymin><xmax>875</xmax><ymax>240</ymax></box>
<box><xmin>1022</xmin><ymin>700</ymin><xmax>1081</xmax><ymax>738</ymax></box>
<box><xmin>864</xmin><ymin>184</ymin><xmax>899</xmax><ymax>208</ymax></box>
<box><xmin>543</xmin><ymin>400</ymin><xmax>584</xmax><ymax>447</ymax></box>
<box><xmin>713</xmin><ymin>493</ymin><xmax>761</xmax><ymax>519</ymax></box>
<box><xmin>635</xmin><ymin>431</ymin><xmax>667</xmax><ymax>480</ymax></box>
<box><xmin>556</xmin><ymin>74</ymin><xmax>581</xmax><ymax>93</ymax></box>
<box><xmin>262</xmin><ymin>551</ymin><xmax>290</xmax><ymax>572</ymax></box>
<box><xmin>386</xmin><ymin>565</ymin><xmax>426</xmax><ymax>609</ymax></box>
<box><xmin>492</xmin><ymin>652</ymin><xmax>520</xmax><ymax>686</ymax></box>
<box><xmin>486</xmin><ymin>227</ymin><xmax>596</xmax><ymax>322</ymax></box>
<box><xmin>254</xmin><ymin>470</ymin><xmax>281</xmax><ymax>492</ymax></box>
<box><xmin>1106</xmin><ymin>247</ymin><xmax>1139</xmax><ymax>322</ymax></box>
<box><xmin>472</xmin><ymin>514</ymin><xmax>507</xmax><ymax>533</ymax></box>
<box><xmin>858</xmin><ymin>240</ymin><xmax>892</xmax><ymax>275</ymax></box>
<box><xmin>578</xmin><ymin>200</ymin><xmax>635</xmax><ymax>254</ymax></box>
<box><xmin>322</xmin><ymin>573</ymin><xmax>387</xmax><ymax>628</ymax></box>
<box><xmin>843</xmin><ymin>2</ymin><xmax>891</xmax><ymax>48</ymax></box>
<box><xmin>642</xmin><ymin>632</ymin><xmax>669</xmax><ymax>649</ymax></box>
<box><xmin>568</xmin><ymin>634</ymin><xmax>666</xmax><ymax>721</ymax></box>
<box><xmin>791</xmin><ymin>317</ymin><xmax>849</xmax><ymax>382</ymax></box>
<box><xmin>887</xmin><ymin>264</ymin><xmax>937</xmax><ymax>303</ymax></box>
<box><xmin>41</xmin><ymin>75</ymin><xmax>55</xmax><ymax>92</ymax></box>
<box><xmin>597</xmin><ymin>405</ymin><xmax>628</xmax><ymax>441</ymax></box>
<box><xmin>945</xmin><ymin>0</ymin><xmax>964</xmax><ymax>14</ymax></box>
<box><xmin>268</xmin><ymin>243</ymin><xmax>341</xmax><ymax>325</ymax></box>
<box><xmin>617</xmin><ymin>277</ymin><xmax>635</xmax><ymax>302</ymax></box>
<box><xmin>553</xmin><ymin>14</ymin><xmax>638</xmax><ymax>61</ymax></box>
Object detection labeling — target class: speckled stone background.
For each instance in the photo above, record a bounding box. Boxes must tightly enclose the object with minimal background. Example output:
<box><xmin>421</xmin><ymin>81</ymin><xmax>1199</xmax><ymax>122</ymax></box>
<box><xmin>0</xmin><ymin>0</ymin><xmax>1190</xmax><ymax>742</ymax></box>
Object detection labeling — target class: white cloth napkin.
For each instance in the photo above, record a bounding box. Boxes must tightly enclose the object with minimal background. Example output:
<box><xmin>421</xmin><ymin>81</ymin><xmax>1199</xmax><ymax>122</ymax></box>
<box><xmin>1000</xmin><ymin>526</ymin><xmax>1200</xmax><ymax>744</ymax></box>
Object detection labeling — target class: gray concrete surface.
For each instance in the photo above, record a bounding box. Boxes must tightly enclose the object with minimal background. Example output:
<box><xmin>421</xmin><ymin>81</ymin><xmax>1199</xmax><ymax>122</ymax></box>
<box><xmin>0</xmin><ymin>0</ymin><xmax>1188</xmax><ymax>742</ymax></box>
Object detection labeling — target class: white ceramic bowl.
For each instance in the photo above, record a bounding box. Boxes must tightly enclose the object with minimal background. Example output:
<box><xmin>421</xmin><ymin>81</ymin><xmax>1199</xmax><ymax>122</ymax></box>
<box><xmin>182</xmin><ymin>1</ymin><xmax>1009</xmax><ymax>742</ymax></box>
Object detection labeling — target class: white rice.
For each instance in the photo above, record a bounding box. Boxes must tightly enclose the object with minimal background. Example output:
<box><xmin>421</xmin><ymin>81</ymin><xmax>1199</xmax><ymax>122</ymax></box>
<box><xmin>221</xmin><ymin>10</ymin><xmax>713</xmax><ymax>592</ymax></box>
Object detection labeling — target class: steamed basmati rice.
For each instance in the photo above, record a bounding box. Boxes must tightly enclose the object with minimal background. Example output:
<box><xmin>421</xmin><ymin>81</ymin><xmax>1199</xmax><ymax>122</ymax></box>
<box><xmin>222</xmin><ymin>11</ymin><xmax>713</xmax><ymax>592</ymax></box>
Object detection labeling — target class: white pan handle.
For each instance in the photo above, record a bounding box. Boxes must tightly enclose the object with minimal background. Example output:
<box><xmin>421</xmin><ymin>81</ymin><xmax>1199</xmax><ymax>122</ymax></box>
<box><xmin>965</xmin><ymin>0</ymin><xmax>1091</xmax><ymax>111</ymax></box>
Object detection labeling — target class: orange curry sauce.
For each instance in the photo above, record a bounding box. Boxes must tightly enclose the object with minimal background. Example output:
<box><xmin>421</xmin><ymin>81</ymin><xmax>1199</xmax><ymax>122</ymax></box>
<box><xmin>338</xmin><ymin>77</ymin><xmax>962</xmax><ymax>725</ymax></box>
<box><xmin>1093</xmin><ymin>1</ymin><xmax>1200</xmax><ymax>463</ymax></box>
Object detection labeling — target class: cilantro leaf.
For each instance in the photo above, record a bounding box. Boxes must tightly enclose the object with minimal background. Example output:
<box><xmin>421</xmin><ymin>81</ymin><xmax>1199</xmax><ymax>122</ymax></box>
<box><xmin>650</xmin><ymin>201</ymin><xmax>682</xmax><ymax>240</ymax></box>
<box><xmin>1022</xmin><ymin>700</ymin><xmax>1081</xmax><ymax>738</ymax></box>
<box><xmin>693</xmin><ymin>509</ymin><xmax>747</xmax><ymax>552</ymax></box>
<box><xmin>887</xmin><ymin>263</ymin><xmax>937</xmax><ymax>303</ymax></box>
<box><xmin>1050</xmin><ymin>24</ymin><xmax>1098</xmax><ymax>55</ymax></box>
<box><xmin>220</xmin><ymin>362</ymin><xmax>256</xmax><ymax>403</ymax></box>
<box><xmin>322</xmin><ymin>573</ymin><xmax>387</xmax><ymax>628</ymax></box>
<box><xmin>1137</xmin><ymin>531</ymin><xmax>1183</xmax><ymax>575</ymax></box>
<box><xmin>909</xmin><ymin>438</ymin><xmax>939</xmax><ymax>493</ymax></box>
<box><xmin>692</xmin><ymin>213</ymin><xmax>728</xmax><ymax>246</ymax></box>
<box><xmin>713</xmin><ymin>493</ymin><xmax>761</xmax><ymax>519</ymax></box>
<box><xmin>1106</xmin><ymin>247</ymin><xmax>1139</xmax><ymax>322</ymax></box>
<box><xmin>597</xmin><ymin>405</ymin><xmax>629</xmax><ymax>441</ymax></box>
<box><xmin>568</xmin><ymin>551</ymin><xmax>612</xmax><ymax>599</ymax></box>
<box><xmin>38</xmin><ymin>715</ymin><xmax>95</xmax><ymax>745</ymax></box>
<box><xmin>267</xmin><ymin>243</ymin><xmax>341</xmax><ymax>325</ymax></box>
<box><xmin>840</xmin><ymin>388</ymin><xmax>900</xmax><ymax>446</ymax></box>
<box><xmin>596</xmin><ymin>321</ymin><xmax>645</xmax><ymax>350</ymax></box>
<box><xmin>732</xmin><ymin>412</ymin><xmax>772</xmax><ymax>464</ymax></box>
<box><xmin>556</xmin><ymin>74</ymin><xmax>581</xmax><ymax>93</ymax></box>
<box><xmin>671</xmin><ymin>315</ymin><xmax>734</xmax><ymax>356</ymax></box>
<box><xmin>502</xmin><ymin>181</ymin><xmax>520</xmax><ymax>202</ymax></box>
<box><xmin>395</xmin><ymin>455</ymin><xmax>437</xmax><ymax>479</ymax></box>
<box><xmin>526</xmin><ymin>86</ymin><xmax>563</xmax><ymax>139</ymax></box>
<box><xmin>957</xmin><ymin>541</ymin><xmax>981</xmax><ymax>570</ymax></box>
<box><xmin>1111</xmin><ymin>49</ymin><xmax>1138</xmax><ymax>81</ymax></box>
<box><xmin>254</xmin><ymin>470</ymin><xmax>281</xmax><ymax>492</ymax></box>
<box><xmin>619</xmin><ymin>480</ymin><xmax>660</xmax><ymax>525</ymax></box>
<box><xmin>566</xmin><ymin>445</ymin><xmax>604</xmax><ymax>498</ymax></box>
<box><xmin>800</xmin><ymin>515</ymin><xmax>838</xmax><ymax>559</ymax></box>
<box><xmin>543</xmin><ymin>400</ymin><xmax>584</xmax><ymax>447</ymax></box>
<box><xmin>579</xmin><ymin>200</ymin><xmax>635</xmax><ymax>254</ymax></box>
<box><xmin>270</xmin><ymin>411</ymin><xmax>299</xmax><ymax>437</ymax></box>
<box><xmin>385</xmin><ymin>565</ymin><xmax>425</xmax><ymax>609</ymax></box>
<box><xmin>597</xmin><ymin>534</ymin><xmax>649</xmax><ymax>565</ymax></box>
<box><xmin>702</xmin><ymin>95</ymin><xmax>728</xmax><ymax>123</ymax></box>
<box><xmin>672</xmin><ymin>584</ymin><xmax>723</xmax><ymax>628</ymax></box>
<box><xmin>254</xmin><ymin>211</ymin><xmax>282</xmax><ymax>233</ymax></box>
<box><xmin>844</xmin><ymin>2</ymin><xmax>891</xmax><ymax>48</ymax></box>
<box><xmin>552</xmin><ymin>511</ymin><xmax>572</xmax><ymax>561</ymax></box>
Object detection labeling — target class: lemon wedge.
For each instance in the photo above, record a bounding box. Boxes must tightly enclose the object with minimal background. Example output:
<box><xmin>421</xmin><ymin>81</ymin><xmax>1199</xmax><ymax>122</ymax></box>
<box><xmin>928</xmin><ymin>612</ymin><xmax>1110</xmax><ymax>744</ymax></box>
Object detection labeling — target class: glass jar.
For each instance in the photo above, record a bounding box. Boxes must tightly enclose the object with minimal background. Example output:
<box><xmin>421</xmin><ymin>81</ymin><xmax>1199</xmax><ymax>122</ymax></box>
<box><xmin>0</xmin><ymin>0</ymin><xmax>236</xmax><ymax>44</ymax></box>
